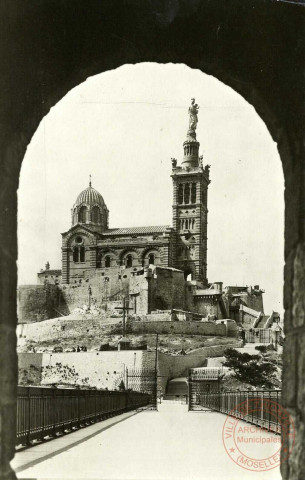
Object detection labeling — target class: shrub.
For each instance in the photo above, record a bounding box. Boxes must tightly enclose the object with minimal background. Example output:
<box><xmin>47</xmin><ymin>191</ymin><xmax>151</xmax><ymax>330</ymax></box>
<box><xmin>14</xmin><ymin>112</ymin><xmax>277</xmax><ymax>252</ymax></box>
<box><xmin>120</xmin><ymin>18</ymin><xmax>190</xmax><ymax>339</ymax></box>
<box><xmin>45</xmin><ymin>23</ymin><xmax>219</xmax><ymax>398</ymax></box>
<box><xmin>255</xmin><ymin>345</ymin><xmax>268</xmax><ymax>353</ymax></box>
<box><xmin>223</xmin><ymin>348</ymin><xmax>277</xmax><ymax>388</ymax></box>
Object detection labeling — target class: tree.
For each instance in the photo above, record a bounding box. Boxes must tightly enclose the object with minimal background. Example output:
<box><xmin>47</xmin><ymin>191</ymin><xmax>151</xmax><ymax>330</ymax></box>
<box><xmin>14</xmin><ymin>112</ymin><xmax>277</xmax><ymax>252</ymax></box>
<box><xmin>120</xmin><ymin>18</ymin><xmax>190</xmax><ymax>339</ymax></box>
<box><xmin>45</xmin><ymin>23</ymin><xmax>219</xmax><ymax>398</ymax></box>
<box><xmin>223</xmin><ymin>348</ymin><xmax>277</xmax><ymax>389</ymax></box>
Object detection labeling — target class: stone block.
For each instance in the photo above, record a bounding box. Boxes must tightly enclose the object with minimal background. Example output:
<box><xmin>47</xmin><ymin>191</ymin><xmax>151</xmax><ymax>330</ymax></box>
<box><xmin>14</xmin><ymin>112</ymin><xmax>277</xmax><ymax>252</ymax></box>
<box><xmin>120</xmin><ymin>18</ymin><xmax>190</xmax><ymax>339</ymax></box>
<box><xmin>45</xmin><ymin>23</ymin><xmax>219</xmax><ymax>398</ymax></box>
<box><xmin>282</xmin><ymin>334</ymin><xmax>297</xmax><ymax>408</ymax></box>
<box><xmin>292</xmin><ymin>243</ymin><xmax>305</xmax><ymax>328</ymax></box>
<box><xmin>297</xmin><ymin>331</ymin><xmax>305</xmax><ymax>413</ymax></box>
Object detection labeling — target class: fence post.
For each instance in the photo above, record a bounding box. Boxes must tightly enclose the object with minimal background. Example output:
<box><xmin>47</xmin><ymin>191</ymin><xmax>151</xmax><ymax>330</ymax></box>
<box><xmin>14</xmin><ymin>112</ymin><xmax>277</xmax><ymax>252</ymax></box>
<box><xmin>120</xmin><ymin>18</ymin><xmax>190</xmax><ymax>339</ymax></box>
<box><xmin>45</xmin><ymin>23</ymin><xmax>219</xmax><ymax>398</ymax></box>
<box><xmin>26</xmin><ymin>388</ymin><xmax>31</xmax><ymax>446</ymax></box>
<box><xmin>126</xmin><ymin>389</ymin><xmax>129</xmax><ymax>411</ymax></box>
<box><xmin>77</xmin><ymin>391</ymin><xmax>80</xmax><ymax>429</ymax></box>
<box><xmin>52</xmin><ymin>388</ymin><xmax>56</xmax><ymax>437</ymax></box>
<box><xmin>188</xmin><ymin>371</ymin><xmax>191</xmax><ymax>411</ymax></box>
<box><xmin>41</xmin><ymin>388</ymin><xmax>45</xmax><ymax>442</ymax></box>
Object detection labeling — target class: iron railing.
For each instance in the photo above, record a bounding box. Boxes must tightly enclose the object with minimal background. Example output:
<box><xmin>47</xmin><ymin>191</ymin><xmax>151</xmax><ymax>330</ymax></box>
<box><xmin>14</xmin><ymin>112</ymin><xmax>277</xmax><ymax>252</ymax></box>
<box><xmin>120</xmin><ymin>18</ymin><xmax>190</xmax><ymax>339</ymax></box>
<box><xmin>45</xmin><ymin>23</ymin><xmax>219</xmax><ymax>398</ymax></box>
<box><xmin>190</xmin><ymin>367</ymin><xmax>228</xmax><ymax>380</ymax></box>
<box><xmin>245</xmin><ymin>329</ymin><xmax>272</xmax><ymax>343</ymax></box>
<box><xmin>190</xmin><ymin>390</ymin><xmax>283</xmax><ymax>433</ymax></box>
<box><xmin>16</xmin><ymin>386</ymin><xmax>150</xmax><ymax>446</ymax></box>
<box><xmin>126</xmin><ymin>369</ymin><xmax>158</xmax><ymax>410</ymax></box>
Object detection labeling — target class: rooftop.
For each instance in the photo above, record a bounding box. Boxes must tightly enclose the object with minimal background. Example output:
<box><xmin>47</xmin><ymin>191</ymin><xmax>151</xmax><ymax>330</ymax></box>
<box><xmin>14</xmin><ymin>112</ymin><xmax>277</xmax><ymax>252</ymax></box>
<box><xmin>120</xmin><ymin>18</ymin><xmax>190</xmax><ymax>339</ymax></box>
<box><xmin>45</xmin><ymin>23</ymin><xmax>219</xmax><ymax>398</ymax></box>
<box><xmin>105</xmin><ymin>225</ymin><xmax>171</xmax><ymax>236</ymax></box>
<box><xmin>38</xmin><ymin>270</ymin><xmax>62</xmax><ymax>275</ymax></box>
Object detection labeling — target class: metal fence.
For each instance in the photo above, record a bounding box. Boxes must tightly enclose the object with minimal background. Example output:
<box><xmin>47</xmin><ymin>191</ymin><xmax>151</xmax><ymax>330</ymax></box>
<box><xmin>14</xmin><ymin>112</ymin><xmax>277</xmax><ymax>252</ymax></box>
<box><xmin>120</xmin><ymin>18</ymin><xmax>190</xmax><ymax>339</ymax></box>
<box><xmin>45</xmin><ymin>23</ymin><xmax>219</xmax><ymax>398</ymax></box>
<box><xmin>188</xmin><ymin>368</ymin><xmax>222</xmax><ymax>411</ymax></box>
<box><xmin>245</xmin><ymin>329</ymin><xmax>272</xmax><ymax>343</ymax></box>
<box><xmin>126</xmin><ymin>369</ymin><xmax>158</xmax><ymax>410</ymax></box>
<box><xmin>16</xmin><ymin>386</ymin><xmax>150</xmax><ymax>446</ymax></box>
<box><xmin>189</xmin><ymin>390</ymin><xmax>283</xmax><ymax>433</ymax></box>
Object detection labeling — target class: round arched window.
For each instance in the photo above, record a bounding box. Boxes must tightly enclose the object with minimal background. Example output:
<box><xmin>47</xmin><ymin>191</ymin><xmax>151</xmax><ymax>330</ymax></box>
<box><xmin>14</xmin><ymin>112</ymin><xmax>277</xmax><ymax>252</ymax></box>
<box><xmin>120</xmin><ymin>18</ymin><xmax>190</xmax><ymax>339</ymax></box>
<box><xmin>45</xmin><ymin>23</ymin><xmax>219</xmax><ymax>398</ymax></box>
<box><xmin>78</xmin><ymin>206</ymin><xmax>87</xmax><ymax>223</ymax></box>
<box><xmin>92</xmin><ymin>206</ymin><xmax>100</xmax><ymax>223</ymax></box>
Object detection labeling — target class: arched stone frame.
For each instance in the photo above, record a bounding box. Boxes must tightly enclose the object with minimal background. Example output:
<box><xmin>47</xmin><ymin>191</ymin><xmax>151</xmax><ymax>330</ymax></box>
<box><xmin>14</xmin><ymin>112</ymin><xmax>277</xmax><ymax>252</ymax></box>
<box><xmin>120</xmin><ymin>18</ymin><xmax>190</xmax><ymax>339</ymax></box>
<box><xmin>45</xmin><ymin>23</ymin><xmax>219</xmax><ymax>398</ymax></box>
<box><xmin>77</xmin><ymin>204</ymin><xmax>88</xmax><ymax>223</ymax></box>
<box><xmin>1</xmin><ymin>3</ymin><xmax>305</xmax><ymax>478</ymax></box>
<box><xmin>65</xmin><ymin>229</ymin><xmax>96</xmax><ymax>248</ymax></box>
<box><xmin>91</xmin><ymin>204</ymin><xmax>102</xmax><ymax>224</ymax></box>
<box><xmin>65</xmin><ymin>230</ymin><xmax>97</xmax><ymax>268</ymax></box>
<box><xmin>141</xmin><ymin>246</ymin><xmax>163</xmax><ymax>267</ymax></box>
<box><xmin>119</xmin><ymin>248</ymin><xmax>141</xmax><ymax>268</ymax></box>
<box><xmin>97</xmin><ymin>247</ymin><xmax>118</xmax><ymax>268</ymax></box>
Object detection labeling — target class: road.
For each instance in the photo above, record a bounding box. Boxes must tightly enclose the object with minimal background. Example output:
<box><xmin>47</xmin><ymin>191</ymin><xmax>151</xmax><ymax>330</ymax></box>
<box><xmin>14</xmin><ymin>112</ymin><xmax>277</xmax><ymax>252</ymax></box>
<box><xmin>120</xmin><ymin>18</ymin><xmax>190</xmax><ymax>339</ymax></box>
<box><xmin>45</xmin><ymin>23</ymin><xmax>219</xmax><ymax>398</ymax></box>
<box><xmin>12</xmin><ymin>403</ymin><xmax>281</xmax><ymax>480</ymax></box>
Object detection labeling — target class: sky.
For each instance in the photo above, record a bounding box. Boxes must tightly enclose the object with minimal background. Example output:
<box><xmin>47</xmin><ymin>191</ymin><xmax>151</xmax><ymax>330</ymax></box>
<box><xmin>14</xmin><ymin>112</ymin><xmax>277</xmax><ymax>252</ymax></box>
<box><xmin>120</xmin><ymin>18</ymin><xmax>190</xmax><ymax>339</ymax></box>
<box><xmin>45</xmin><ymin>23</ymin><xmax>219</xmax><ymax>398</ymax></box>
<box><xmin>18</xmin><ymin>63</ymin><xmax>284</xmax><ymax>314</ymax></box>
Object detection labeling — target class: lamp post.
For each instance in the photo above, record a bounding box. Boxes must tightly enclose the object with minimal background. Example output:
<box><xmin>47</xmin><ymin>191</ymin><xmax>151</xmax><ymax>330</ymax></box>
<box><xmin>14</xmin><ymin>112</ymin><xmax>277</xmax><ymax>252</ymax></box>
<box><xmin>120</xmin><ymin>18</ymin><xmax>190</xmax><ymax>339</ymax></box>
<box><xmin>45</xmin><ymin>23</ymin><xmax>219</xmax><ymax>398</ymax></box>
<box><xmin>104</xmin><ymin>277</ymin><xmax>109</xmax><ymax>311</ymax></box>
<box><xmin>88</xmin><ymin>285</ymin><xmax>92</xmax><ymax>310</ymax></box>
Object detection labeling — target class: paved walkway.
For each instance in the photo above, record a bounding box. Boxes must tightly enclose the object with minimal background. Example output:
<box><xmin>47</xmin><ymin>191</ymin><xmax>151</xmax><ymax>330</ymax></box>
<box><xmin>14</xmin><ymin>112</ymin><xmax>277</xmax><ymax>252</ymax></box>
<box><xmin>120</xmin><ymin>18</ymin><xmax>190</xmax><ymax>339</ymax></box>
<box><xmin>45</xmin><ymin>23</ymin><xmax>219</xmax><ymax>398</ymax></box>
<box><xmin>12</xmin><ymin>403</ymin><xmax>281</xmax><ymax>480</ymax></box>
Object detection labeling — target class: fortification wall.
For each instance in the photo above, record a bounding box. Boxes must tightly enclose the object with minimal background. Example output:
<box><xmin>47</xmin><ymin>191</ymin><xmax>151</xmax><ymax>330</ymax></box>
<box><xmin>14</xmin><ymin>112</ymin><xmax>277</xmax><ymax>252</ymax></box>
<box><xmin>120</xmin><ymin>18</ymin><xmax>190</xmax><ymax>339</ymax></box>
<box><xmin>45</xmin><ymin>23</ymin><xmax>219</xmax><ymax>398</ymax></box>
<box><xmin>158</xmin><ymin>342</ymin><xmax>241</xmax><ymax>392</ymax></box>
<box><xmin>241</xmin><ymin>312</ymin><xmax>257</xmax><ymax>329</ymax></box>
<box><xmin>18</xmin><ymin>285</ymin><xmax>65</xmax><ymax>323</ymax></box>
<box><xmin>18</xmin><ymin>344</ymin><xmax>240</xmax><ymax>394</ymax></box>
<box><xmin>245</xmin><ymin>294</ymin><xmax>264</xmax><ymax>313</ymax></box>
<box><xmin>150</xmin><ymin>267</ymin><xmax>186</xmax><ymax>311</ymax></box>
<box><xmin>17</xmin><ymin>273</ymin><xmax>133</xmax><ymax>323</ymax></box>
<box><xmin>18</xmin><ymin>351</ymin><xmax>155</xmax><ymax>390</ymax></box>
<box><xmin>60</xmin><ymin>271</ymin><xmax>130</xmax><ymax>312</ymax></box>
<box><xmin>193</xmin><ymin>297</ymin><xmax>223</xmax><ymax>318</ymax></box>
<box><xmin>129</xmin><ymin>320</ymin><xmax>226</xmax><ymax>336</ymax></box>
<box><xmin>17</xmin><ymin>317</ymin><xmax>122</xmax><ymax>344</ymax></box>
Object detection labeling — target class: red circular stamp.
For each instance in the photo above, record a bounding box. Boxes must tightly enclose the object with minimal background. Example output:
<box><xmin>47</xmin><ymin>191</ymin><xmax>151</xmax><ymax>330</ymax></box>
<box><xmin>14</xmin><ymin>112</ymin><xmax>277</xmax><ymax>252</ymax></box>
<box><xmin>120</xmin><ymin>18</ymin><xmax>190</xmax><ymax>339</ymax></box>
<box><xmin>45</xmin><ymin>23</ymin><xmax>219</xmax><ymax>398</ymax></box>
<box><xmin>222</xmin><ymin>397</ymin><xmax>295</xmax><ymax>472</ymax></box>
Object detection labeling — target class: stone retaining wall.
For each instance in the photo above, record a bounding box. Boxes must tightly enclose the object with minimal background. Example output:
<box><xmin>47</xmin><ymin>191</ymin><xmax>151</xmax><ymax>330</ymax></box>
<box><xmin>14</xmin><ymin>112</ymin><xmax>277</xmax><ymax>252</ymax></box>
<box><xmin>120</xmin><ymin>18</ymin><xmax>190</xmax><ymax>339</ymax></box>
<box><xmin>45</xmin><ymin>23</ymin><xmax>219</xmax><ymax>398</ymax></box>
<box><xmin>129</xmin><ymin>320</ymin><xmax>227</xmax><ymax>336</ymax></box>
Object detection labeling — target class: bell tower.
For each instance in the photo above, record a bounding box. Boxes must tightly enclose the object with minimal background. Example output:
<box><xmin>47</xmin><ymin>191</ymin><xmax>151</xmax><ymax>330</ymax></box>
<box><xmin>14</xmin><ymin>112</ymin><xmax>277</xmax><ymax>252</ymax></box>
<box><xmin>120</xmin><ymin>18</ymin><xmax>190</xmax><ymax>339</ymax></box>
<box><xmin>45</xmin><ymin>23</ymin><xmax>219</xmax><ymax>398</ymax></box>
<box><xmin>171</xmin><ymin>99</ymin><xmax>210</xmax><ymax>285</ymax></box>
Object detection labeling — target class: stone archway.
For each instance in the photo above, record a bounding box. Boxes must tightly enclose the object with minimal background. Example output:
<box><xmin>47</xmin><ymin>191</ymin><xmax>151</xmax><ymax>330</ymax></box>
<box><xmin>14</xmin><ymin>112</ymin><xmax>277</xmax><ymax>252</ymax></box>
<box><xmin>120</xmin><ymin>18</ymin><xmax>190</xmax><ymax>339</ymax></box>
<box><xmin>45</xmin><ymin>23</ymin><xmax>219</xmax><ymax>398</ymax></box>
<box><xmin>1</xmin><ymin>2</ymin><xmax>305</xmax><ymax>479</ymax></box>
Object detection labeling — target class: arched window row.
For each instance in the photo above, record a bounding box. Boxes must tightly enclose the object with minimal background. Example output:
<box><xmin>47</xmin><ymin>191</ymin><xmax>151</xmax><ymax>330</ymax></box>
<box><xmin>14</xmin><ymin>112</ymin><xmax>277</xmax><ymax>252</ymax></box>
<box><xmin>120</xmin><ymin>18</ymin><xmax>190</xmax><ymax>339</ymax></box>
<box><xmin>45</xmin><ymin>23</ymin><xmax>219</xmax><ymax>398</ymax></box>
<box><xmin>73</xmin><ymin>205</ymin><xmax>107</xmax><ymax>225</ymax></box>
<box><xmin>73</xmin><ymin>246</ymin><xmax>85</xmax><ymax>263</ymax></box>
<box><xmin>180</xmin><ymin>218</ymin><xmax>195</xmax><ymax>230</ymax></box>
<box><xmin>96</xmin><ymin>252</ymin><xmax>116</xmax><ymax>268</ymax></box>
<box><xmin>178</xmin><ymin>183</ymin><xmax>197</xmax><ymax>205</ymax></box>
<box><xmin>95</xmin><ymin>250</ymin><xmax>161</xmax><ymax>269</ymax></box>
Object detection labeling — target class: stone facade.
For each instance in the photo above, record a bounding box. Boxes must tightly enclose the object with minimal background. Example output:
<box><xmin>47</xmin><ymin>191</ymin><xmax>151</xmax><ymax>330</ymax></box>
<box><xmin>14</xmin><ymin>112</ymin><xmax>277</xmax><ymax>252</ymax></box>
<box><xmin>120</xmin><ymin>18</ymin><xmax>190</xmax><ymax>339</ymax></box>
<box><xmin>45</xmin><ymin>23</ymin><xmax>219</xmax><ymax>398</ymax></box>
<box><xmin>17</xmin><ymin>285</ymin><xmax>64</xmax><ymax>323</ymax></box>
<box><xmin>18</xmin><ymin>345</ymin><xmax>240</xmax><ymax>395</ymax></box>
<box><xmin>171</xmin><ymin>162</ymin><xmax>210</xmax><ymax>284</ymax></box>
<box><xmin>19</xmin><ymin>105</ymin><xmax>269</xmax><ymax>326</ymax></box>
<box><xmin>60</xmin><ymin>102</ymin><xmax>209</xmax><ymax>286</ymax></box>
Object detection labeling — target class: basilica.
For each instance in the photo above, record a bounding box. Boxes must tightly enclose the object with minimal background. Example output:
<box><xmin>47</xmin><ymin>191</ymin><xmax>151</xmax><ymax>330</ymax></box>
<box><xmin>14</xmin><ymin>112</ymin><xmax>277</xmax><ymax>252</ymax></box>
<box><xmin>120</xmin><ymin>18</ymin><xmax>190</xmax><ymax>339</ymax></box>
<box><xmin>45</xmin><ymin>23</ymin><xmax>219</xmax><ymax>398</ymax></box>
<box><xmin>30</xmin><ymin>100</ymin><xmax>267</xmax><ymax>326</ymax></box>
<box><xmin>61</xmin><ymin>99</ymin><xmax>210</xmax><ymax>286</ymax></box>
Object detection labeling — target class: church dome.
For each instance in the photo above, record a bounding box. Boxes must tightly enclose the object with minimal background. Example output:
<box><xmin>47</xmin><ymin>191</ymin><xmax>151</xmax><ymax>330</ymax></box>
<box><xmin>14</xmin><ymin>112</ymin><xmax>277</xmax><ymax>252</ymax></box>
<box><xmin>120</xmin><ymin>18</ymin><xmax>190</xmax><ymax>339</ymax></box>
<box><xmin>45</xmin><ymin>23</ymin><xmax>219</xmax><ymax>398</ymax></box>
<box><xmin>74</xmin><ymin>184</ymin><xmax>106</xmax><ymax>208</ymax></box>
<box><xmin>72</xmin><ymin>179</ymin><xmax>109</xmax><ymax>230</ymax></box>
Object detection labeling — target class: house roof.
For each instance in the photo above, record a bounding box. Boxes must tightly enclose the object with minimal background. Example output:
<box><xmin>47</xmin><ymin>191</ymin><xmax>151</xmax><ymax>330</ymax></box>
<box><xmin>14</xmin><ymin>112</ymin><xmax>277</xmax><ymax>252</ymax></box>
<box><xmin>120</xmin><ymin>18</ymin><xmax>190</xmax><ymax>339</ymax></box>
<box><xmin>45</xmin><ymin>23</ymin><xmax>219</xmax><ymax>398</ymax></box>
<box><xmin>38</xmin><ymin>270</ymin><xmax>62</xmax><ymax>275</ymax></box>
<box><xmin>74</xmin><ymin>184</ymin><xmax>107</xmax><ymax>209</ymax></box>
<box><xmin>105</xmin><ymin>225</ymin><xmax>171</xmax><ymax>236</ymax></box>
